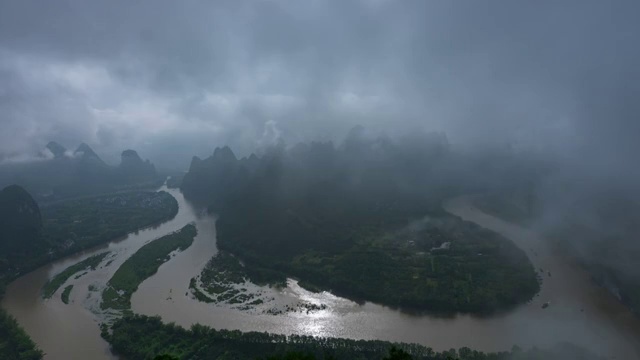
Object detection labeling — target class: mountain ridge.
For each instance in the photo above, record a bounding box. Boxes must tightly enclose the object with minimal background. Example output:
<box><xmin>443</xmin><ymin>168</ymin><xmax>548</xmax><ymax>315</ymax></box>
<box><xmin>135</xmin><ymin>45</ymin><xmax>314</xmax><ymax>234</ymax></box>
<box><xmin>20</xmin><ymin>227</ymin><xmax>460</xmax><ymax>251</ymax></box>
<box><xmin>0</xmin><ymin>142</ymin><xmax>161</xmax><ymax>200</ymax></box>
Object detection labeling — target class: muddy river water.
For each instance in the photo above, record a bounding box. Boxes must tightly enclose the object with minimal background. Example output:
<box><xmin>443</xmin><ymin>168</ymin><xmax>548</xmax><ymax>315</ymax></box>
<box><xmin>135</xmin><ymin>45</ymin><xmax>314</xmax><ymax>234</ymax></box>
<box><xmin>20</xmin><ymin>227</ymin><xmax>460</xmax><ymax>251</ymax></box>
<box><xmin>3</xmin><ymin>187</ymin><xmax>640</xmax><ymax>359</ymax></box>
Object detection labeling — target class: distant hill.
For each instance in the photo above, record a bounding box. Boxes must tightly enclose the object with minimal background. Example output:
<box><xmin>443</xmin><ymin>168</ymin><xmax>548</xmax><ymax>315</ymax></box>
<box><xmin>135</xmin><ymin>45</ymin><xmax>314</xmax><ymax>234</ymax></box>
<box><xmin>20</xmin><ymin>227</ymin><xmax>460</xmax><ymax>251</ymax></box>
<box><xmin>74</xmin><ymin>143</ymin><xmax>107</xmax><ymax>168</ymax></box>
<box><xmin>45</xmin><ymin>141</ymin><xmax>67</xmax><ymax>158</ymax></box>
<box><xmin>181</xmin><ymin>129</ymin><xmax>453</xmax><ymax>210</ymax></box>
<box><xmin>118</xmin><ymin>150</ymin><xmax>157</xmax><ymax>182</ymax></box>
<box><xmin>0</xmin><ymin>143</ymin><xmax>160</xmax><ymax>200</ymax></box>
<box><xmin>68</xmin><ymin>143</ymin><xmax>111</xmax><ymax>185</ymax></box>
<box><xmin>74</xmin><ymin>143</ymin><xmax>102</xmax><ymax>160</ymax></box>
<box><xmin>181</xmin><ymin>146</ymin><xmax>250</xmax><ymax>209</ymax></box>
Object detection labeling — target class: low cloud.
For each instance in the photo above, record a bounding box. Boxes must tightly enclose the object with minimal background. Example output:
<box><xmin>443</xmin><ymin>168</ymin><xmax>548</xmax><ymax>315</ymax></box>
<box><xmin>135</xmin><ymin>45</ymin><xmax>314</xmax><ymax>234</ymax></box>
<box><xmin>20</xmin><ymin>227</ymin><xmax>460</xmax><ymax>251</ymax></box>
<box><xmin>0</xmin><ymin>0</ymin><xmax>637</xmax><ymax>176</ymax></box>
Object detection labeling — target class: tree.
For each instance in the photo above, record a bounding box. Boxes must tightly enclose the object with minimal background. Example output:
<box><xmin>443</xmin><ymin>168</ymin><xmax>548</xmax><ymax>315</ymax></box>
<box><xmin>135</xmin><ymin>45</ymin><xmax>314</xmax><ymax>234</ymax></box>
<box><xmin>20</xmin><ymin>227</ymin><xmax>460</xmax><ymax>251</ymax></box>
<box><xmin>153</xmin><ymin>355</ymin><xmax>179</xmax><ymax>360</ymax></box>
<box><xmin>383</xmin><ymin>347</ymin><xmax>413</xmax><ymax>360</ymax></box>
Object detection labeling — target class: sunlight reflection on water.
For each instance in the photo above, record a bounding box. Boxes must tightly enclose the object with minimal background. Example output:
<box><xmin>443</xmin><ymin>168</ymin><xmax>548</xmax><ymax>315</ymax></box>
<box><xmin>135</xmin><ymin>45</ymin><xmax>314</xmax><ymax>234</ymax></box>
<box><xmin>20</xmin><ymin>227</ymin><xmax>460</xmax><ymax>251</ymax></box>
<box><xmin>6</xmin><ymin>188</ymin><xmax>640</xmax><ymax>359</ymax></box>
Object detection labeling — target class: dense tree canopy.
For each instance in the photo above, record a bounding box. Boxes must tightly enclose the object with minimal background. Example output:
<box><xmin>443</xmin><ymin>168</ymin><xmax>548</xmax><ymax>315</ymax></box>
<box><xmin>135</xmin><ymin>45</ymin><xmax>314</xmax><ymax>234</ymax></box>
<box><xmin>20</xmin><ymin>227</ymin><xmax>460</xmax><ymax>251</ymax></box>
<box><xmin>102</xmin><ymin>224</ymin><xmax>197</xmax><ymax>310</ymax></box>
<box><xmin>182</xmin><ymin>131</ymin><xmax>539</xmax><ymax>314</ymax></box>
<box><xmin>103</xmin><ymin>314</ymin><xmax>604</xmax><ymax>360</ymax></box>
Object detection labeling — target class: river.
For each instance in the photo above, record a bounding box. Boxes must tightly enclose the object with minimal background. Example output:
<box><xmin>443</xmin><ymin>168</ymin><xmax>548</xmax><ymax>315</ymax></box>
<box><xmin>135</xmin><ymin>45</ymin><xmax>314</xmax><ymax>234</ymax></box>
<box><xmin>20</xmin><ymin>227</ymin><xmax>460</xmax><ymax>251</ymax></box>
<box><xmin>3</xmin><ymin>188</ymin><xmax>640</xmax><ymax>359</ymax></box>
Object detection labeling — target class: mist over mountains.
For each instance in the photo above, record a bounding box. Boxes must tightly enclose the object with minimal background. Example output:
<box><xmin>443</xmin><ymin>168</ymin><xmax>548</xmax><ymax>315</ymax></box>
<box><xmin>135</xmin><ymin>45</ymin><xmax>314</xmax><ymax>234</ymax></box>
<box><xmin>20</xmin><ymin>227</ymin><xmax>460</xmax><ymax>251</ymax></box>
<box><xmin>180</xmin><ymin>125</ymin><xmax>640</xmax><ymax>318</ymax></box>
<box><xmin>0</xmin><ymin>141</ymin><xmax>159</xmax><ymax>200</ymax></box>
<box><xmin>181</xmin><ymin>128</ymin><xmax>542</xmax><ymax>314</ymax></box>
<box><xmin>1</xmin><ymin>1</ymin><xmax>640</xmax><ymax>358</ymax></box>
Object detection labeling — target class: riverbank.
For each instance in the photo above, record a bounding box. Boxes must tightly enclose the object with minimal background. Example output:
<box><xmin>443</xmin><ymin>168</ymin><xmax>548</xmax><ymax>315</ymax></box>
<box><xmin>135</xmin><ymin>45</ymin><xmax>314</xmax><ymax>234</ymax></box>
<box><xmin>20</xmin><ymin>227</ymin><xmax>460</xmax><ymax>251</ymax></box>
<box><xmin>215</xmin><ymin>207</ymin><xmax>540</xmax><ymax>315</ymax></box>
<box><xmin>133</xmin><ymin>195</ymin><xmax>640</xmax><ymax>359</ymax></box>
<box><xmin>0</xmin><ymin>188</ymin><xmax>180</xmax><ymax>360</ymax></box>
<box><xmin>1</xmin><ymin>185</ymin><xmax>192</xmax><ymax>360</ymax></box>
<box><xmin>42</xmin><ymin>252</ymin><xmax>110</xmax><ymax>299</ymax></box>
<box><xmin>444</xmin><ymin>196</ymin><xmax>640</xmax><ymax>358</ymax></box>
<box><xmin>4</xmin><ymin>189</ymin><xmax>640</xmax><ymax>359</ymax></box>
<box><xmin>188</xmin><ymin>251</ymin><xmax>327</xmax><ymax>315</ymax></box>
<box><xmin>103</xmin><ymin>314</ymin><xmax>606</xmax><ymax>360</ymax></box>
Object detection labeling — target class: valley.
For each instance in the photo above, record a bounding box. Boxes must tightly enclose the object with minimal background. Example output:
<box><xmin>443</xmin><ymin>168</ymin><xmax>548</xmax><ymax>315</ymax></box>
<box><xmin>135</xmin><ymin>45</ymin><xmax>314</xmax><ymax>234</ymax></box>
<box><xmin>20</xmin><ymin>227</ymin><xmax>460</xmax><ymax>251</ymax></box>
<box><xmin>2</xmin><ymin>186</ymin><xmax>639</xmax><ymax>359</ymax></box>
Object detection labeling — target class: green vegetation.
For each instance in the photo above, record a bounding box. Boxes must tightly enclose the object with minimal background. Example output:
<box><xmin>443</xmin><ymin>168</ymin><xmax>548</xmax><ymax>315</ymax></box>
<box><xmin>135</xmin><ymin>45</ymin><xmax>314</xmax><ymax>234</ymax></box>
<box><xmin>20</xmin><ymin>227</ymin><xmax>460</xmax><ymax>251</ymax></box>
<box><xmin>189</xmin><ymin>278</ymin><xmax>214</xmax><ymax>304</ymax></box>
<box><xmin>195</xmin><ymin>252</ymin><xmax>247</xmax><ymax>303</ymax></box>
<box><xmin>42</xmin><ymin>252</ymin><xmax>109</xmax><ymax>299</ymax></box>
<box><xmin>42</xmin><ymin>191</ymin><xmax>178</xmax><ymax>256</ymax></box>
<box><xmin>0</xmin><ymin>282</ymin><xmax>43</xmax><ymax>359</ymax></box>
<box><xmin>0</xmin><ymin>185</ymin><xmax>179</xmax><ymax>360</ymax></box>
<box><xmin>183</xmin><ymin>134</ymin><xmax>540</xmax><ymax>314</ymax></box>
<box><xmin>102</xmin><ymin>314</ymin><xmax>604</xmax><ymax>360</ymax></box>
<box><xmin>216</xmin><ymin>183</ymin><xmax>538</xmax><ymax>313</ymax></box>
<box><xmin>219</xmin><ymin>211</ymin><xmax>539</xmax><ymax>314</ymax></box>
<box><xmin>102</xmin><ymin>224</ymin><xmax>197</xmax><ymax>310</ymax></box>
<box><xmin>191</xmin><ymin>251</ymin><xmax>278</xmax><ymax>309</ymax></box>
<box><xmin>61</xmin><ymin>285</ymin><xmax>73</xmax><ymax>304</ymax></box>
<box><xmin>0</xmin><ymin>305</ymin><xmax>43</xmax><ymax>360</ymax></box>
<box><xmin>0</xmin><ymin>189</ymin><xmax>178</xmax><ymax>282</ymax></box>
<box><xmin>202</xmin><ymin>251</ymin><xmax>248</xmax><ymax>288</ymax></box>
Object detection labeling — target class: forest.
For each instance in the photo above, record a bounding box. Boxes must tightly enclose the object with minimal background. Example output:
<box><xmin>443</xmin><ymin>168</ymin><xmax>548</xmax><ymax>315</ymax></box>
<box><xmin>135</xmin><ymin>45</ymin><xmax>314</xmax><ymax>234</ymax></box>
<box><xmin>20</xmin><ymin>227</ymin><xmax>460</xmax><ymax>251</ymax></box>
<box><xmin>42</xmin><ymin>191</ymin><xmax>178</xmax><ymax>256</ymax></box>
<box><xmin>183</xmin><ymin>131</ymin><xmax>539</xmax><ymax>314</ymax></box>
<box><xmin>217</xmin><ymin>210</ymin><xmax>538</xmax><ymax>314</ymax></box>
<box><xmin>0</xmin><ymin>190</ymin><xmax>178</xmax><ymax>280</ymax></box>
<box><xmin>101</xmin><ymin>224</ymin><xmax>197</xmax><ymax>310</ymax></box>
<box><xmin>102</xmin><ymin>314</ymin><xmax>604</xmax><ymax>360</ymax></box>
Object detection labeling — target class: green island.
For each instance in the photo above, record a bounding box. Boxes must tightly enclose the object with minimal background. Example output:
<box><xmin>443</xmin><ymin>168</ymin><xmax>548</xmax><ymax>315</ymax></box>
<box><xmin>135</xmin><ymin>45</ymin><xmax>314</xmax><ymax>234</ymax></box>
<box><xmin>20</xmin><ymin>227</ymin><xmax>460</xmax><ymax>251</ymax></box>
<box><xmin>60</xmin><ymin>285</ymin><xmax>73</xmax><ymax>304</ymax></box>
<box><xmin>192</xmin><ymin>251</ymin><xmax>259</xmax><ymax>303</ymax></box>
<box><xmin>191</xmin><ymin>251</ymin><xmax>329</xmax><ymax>315</ymax></box>
<box><xmin>101</xmin><ymin>224</ymin><xmax>197</xmax><ymax>310</ymax></box>
<box><xmin>182</xmin><ymin>138</ymin><xmax>540</xmax><ymax>314</ymax></box>
<box><xmin>189</xmin><ymin>251</ymin><xmax>276</xmax><ymax>311</ymax></box>
<box><xmin>42</xmin><ymin>252</ymin><xmax>110</xmax><ymax>299</ymax></box>
<box><xmin>101</xmin><ymin>314</ymin><xmax>604</xmax><ymax>360</ymax></box>
<box><xmin>188</xmin><ymin>278</ymin><xmax>215</xmax><ymax>304</ymax></box>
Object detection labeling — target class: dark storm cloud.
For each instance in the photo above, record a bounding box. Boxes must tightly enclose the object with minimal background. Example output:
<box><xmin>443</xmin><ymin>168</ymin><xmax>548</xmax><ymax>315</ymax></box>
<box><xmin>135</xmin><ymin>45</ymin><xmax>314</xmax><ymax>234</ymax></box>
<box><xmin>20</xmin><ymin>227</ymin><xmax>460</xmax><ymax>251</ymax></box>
<box><xmin>0</xmin><ymin>0</ymin><xmax>638</xmax><ymax>170</ymax></box>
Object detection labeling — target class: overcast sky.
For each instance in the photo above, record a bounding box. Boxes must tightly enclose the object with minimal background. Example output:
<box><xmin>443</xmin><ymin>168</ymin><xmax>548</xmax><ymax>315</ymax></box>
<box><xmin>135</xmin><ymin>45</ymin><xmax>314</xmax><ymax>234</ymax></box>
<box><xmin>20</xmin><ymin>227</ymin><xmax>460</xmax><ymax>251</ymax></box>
<box><xmin>0</xmin><ymin>0</ymin><xmax>638</xmax><ymax>169</ymax></box>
